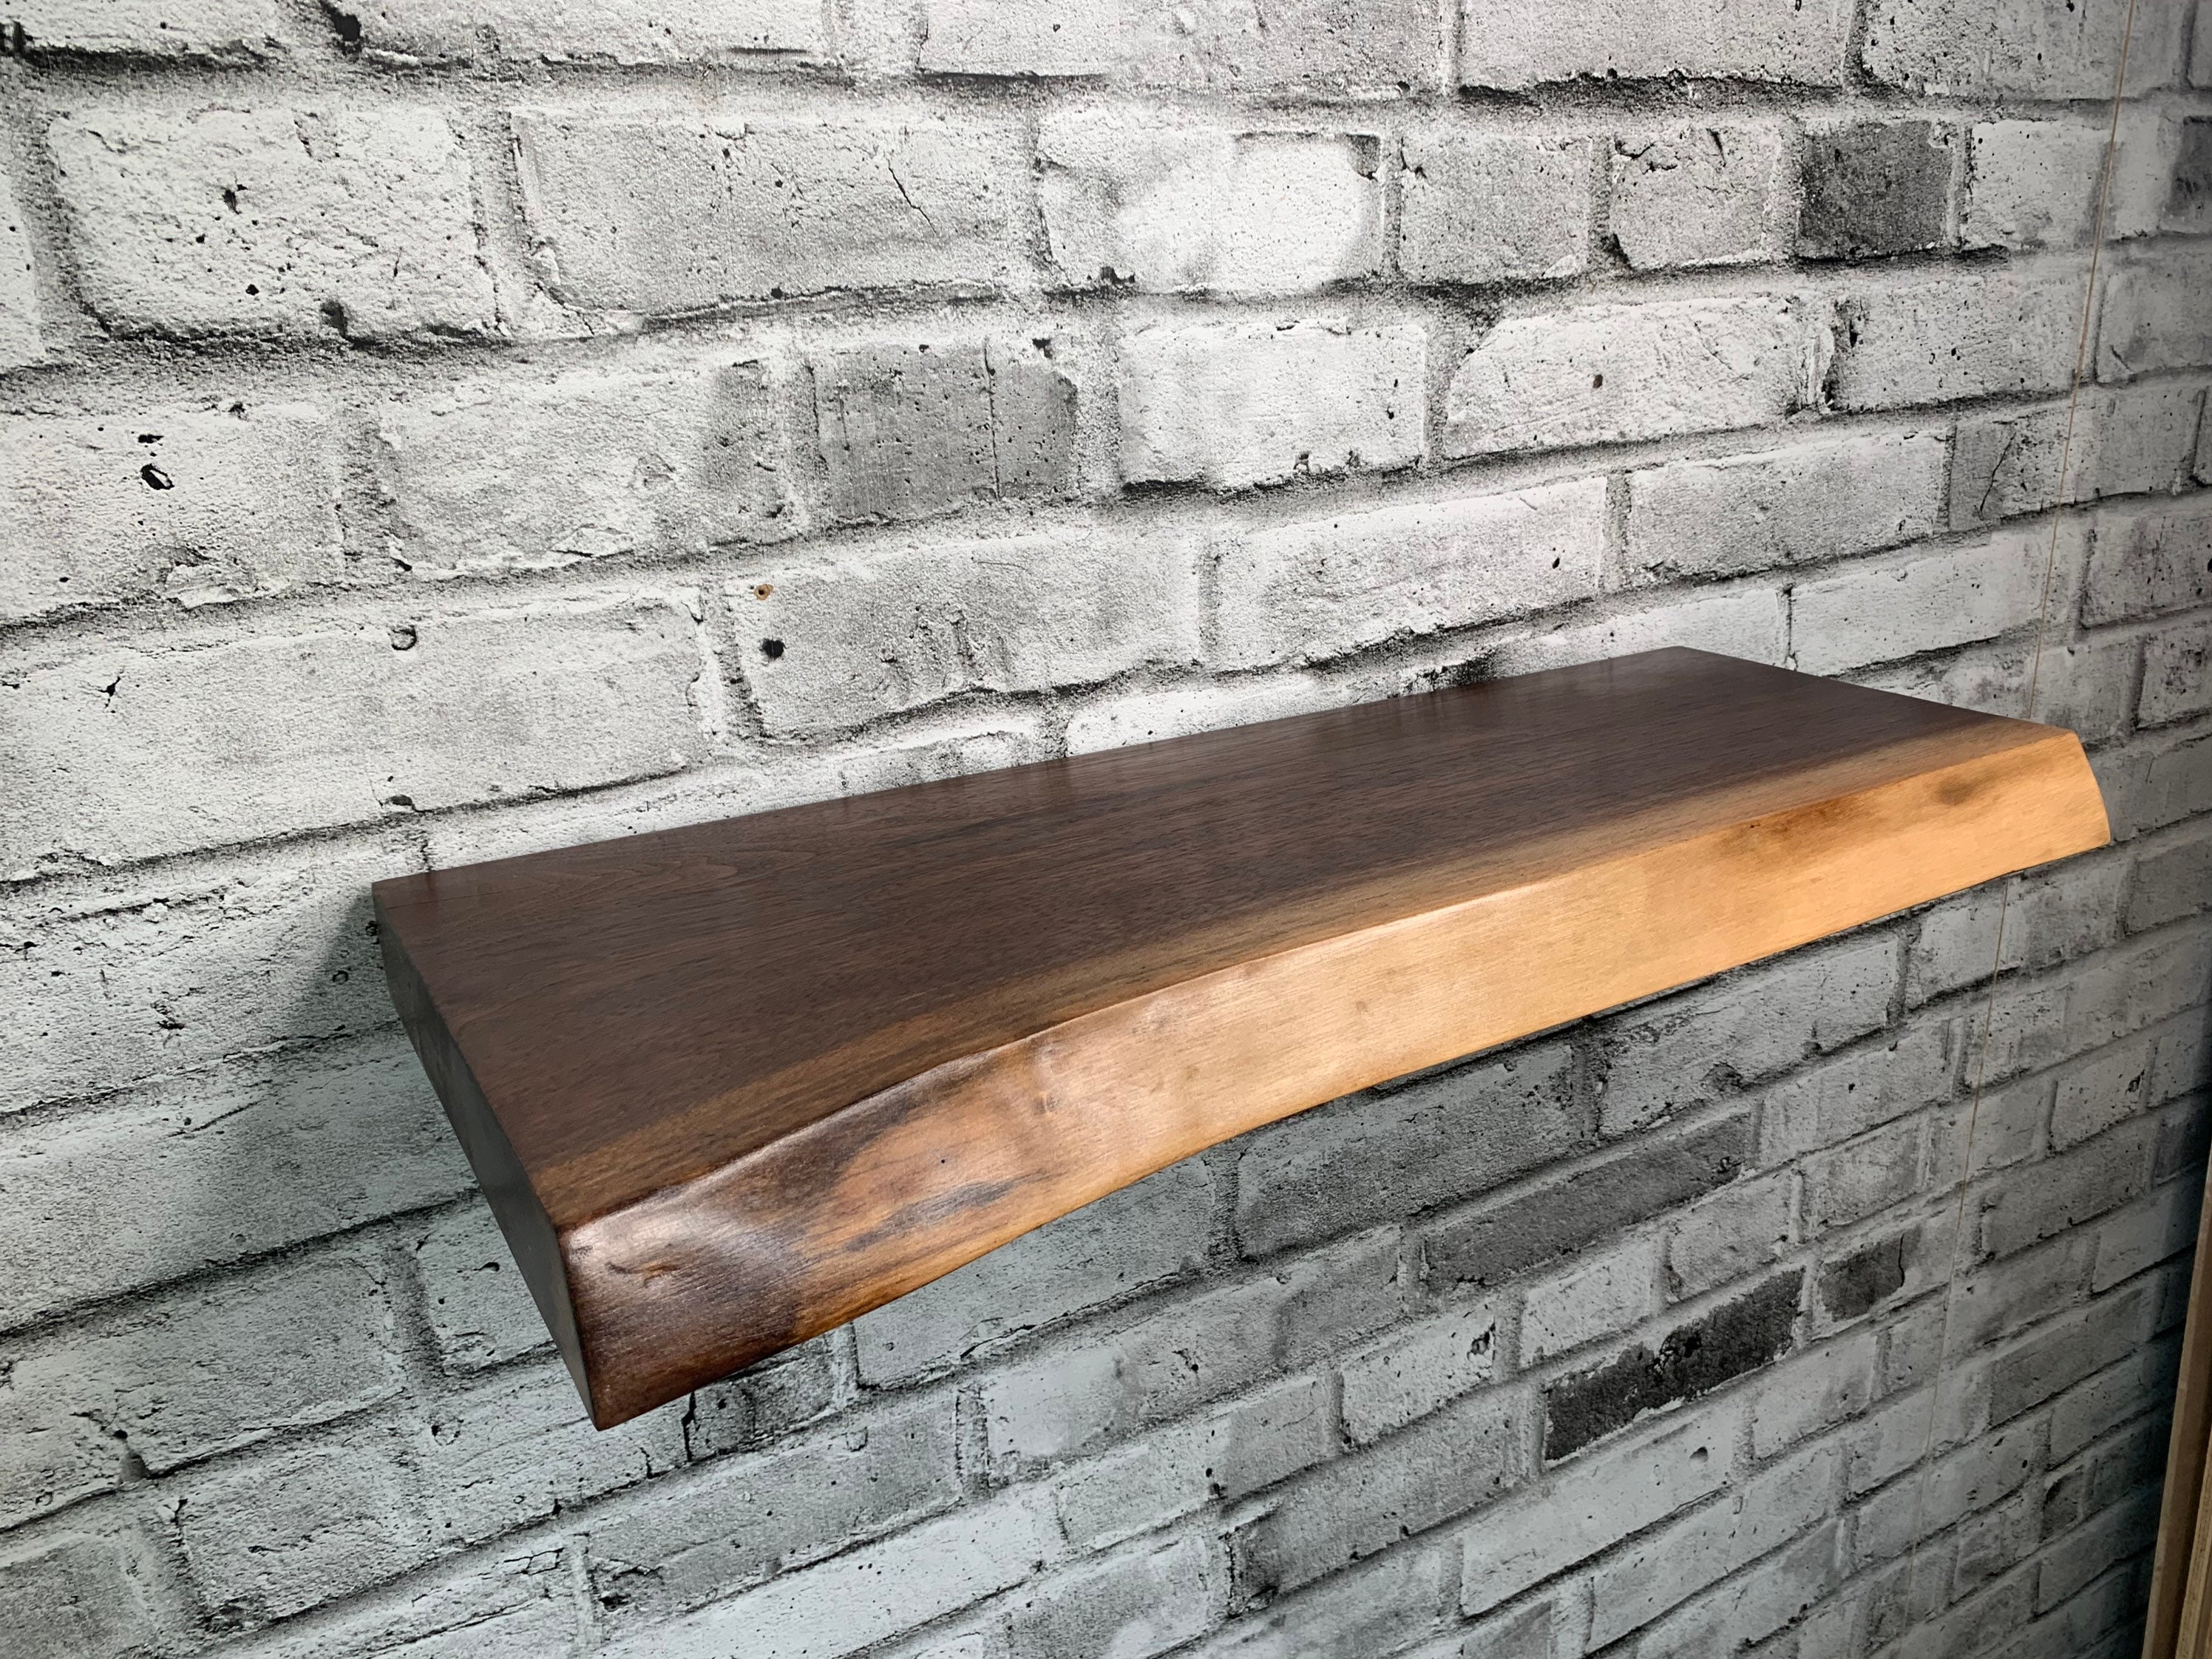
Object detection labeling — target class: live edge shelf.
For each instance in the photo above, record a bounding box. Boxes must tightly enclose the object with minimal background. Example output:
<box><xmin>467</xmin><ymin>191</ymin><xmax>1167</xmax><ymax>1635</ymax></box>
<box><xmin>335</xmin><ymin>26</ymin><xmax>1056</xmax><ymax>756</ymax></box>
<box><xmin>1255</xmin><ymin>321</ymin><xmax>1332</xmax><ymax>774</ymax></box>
<box><xmin>373</xmin><ymin>647</ymin><xmax>2111</xmax><ymax>1428</ymax></box>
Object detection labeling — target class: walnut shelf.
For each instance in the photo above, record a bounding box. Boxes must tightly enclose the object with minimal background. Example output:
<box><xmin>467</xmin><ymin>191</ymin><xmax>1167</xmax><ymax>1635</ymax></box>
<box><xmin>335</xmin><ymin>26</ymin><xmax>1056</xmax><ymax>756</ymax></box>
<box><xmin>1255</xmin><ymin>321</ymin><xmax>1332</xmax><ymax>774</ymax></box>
<box><xmin>373</xmin><ymin>648</ymin><xmax>2110</xmax><ymax>1428</ymax></box>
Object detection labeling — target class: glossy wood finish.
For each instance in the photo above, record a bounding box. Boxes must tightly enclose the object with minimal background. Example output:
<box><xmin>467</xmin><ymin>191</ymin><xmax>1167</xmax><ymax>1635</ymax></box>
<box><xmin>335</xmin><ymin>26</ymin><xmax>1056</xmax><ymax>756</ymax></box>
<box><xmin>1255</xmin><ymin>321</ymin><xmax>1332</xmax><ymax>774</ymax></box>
<box><xmin>373</xmin><ymin>648</ymin><xmax>2111</xmax><ymax>1427</ymax></box>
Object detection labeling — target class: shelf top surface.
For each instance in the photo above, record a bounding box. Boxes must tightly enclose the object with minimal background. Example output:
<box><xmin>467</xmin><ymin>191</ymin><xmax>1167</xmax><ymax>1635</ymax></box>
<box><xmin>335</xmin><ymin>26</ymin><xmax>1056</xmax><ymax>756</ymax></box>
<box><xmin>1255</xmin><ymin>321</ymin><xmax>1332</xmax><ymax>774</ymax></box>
<box><xmin>375</xmin><ymin>648</ymin><xmax>2060</xmax><ymax>1227</ymax></box>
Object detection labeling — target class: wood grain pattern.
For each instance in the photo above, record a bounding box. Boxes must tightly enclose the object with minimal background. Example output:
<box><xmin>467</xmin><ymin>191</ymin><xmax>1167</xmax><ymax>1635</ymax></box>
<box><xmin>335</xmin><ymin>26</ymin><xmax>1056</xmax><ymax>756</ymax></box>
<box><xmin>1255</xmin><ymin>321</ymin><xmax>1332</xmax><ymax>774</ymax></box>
<box><xmin>373</xmin><ymin>648</ymin><xmax>2111</xmax><ymax>1427</ymax></box>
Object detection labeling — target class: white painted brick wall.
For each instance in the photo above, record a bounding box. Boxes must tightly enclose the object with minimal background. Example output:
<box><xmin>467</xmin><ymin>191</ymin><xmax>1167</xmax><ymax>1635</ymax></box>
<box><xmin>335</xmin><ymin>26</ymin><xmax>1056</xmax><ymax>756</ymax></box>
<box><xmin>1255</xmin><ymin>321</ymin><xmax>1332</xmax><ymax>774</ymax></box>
<box><xmin>2</xmin><ymin>9</ymin><xmax>2206</xmax><ymax>1659</ymax></box>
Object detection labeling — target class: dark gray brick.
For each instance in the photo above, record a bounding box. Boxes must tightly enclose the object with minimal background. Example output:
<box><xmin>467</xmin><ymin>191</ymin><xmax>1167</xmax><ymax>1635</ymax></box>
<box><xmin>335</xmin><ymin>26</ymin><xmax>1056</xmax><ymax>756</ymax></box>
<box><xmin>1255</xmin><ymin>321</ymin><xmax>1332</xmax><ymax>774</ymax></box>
<box><xmin>1799</xmin><ymin>121</ymin><xmax>1955</xmax><ymax>259</ymax></box>
<box><xmin>1422</xmin><ymin>1112</ymin><xmax>1753</xmax><ymax>1294</ymax></box>
<box><xmin>2170</xmin><ymin>118</ymin><xmax>2212</xmax><ymax>234</ymax></box>
<box><xmin>1543</xmin><ymin>1271</ymin><xmax>1802</xmax><ymax>1461</ymax></box>
<box><xmin>1820</xmin><ymin>1225</ymin><xmax>1921</xmax><ymax>1322</ymax></box>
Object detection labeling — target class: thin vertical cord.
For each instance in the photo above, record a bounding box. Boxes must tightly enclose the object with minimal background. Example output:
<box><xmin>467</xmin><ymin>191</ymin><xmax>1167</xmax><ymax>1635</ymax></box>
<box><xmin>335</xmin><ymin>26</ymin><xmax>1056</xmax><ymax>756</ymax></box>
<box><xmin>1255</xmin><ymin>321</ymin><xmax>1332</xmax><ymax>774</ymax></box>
<box><xmin>1895</xmin><ymin>0</ymin><xmax>2139</xmax><ymax>1630</ymax></box>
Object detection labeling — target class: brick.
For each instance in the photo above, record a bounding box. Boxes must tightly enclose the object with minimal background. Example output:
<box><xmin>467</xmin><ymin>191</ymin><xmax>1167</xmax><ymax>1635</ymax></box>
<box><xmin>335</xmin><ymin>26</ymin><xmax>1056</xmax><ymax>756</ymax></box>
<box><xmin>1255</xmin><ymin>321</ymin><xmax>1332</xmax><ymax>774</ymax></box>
<box><xmin>1919</xmin><ymin>1417</ymin><xmax>2038</xmax><ymax>1530</ymax></box>
<box><xmin>1005</xmin><ymin>1533</ymin><xmax>1214</xmax><ymax>1659</ymax></box>
<box><xmin>1864</xmin><ymin>626</ymin><xmax>2139</xmax><ymax>749</ymax></box>
<box><xmin>2049</xmin><ymin>1336</ymin><xmax>2177</xmax><ymax>1462</ymax></box>
<box><xmin>594</xmin><ymin>1488</ymin><xmax>1062</xmax><ymax>1659</ymax></box>
<box><xmin>1590</xmin><ymin>1445</ymin><xmax>1838</xmax><ymax>1645</ymax></box>
<box><xmin>1955</xmin><ymin>1490</ymin><xmax>2040</xmax><ymax>1595</ymax></box>
<box><xmin>2084</xmin><ymin>496</ymin><xmax>2212</xmax><ymax>624</ymax></box>
<box><xmin>2052</xmin><ymin>1036</ymin><xmax>2155</xmax><ymax>1152</ymax></box>
<box><xmin>0</xmin><ymin>404</ymin><xmax>341</xmax><ymax>623</ymax></box>
<box><xmin>2131</xmin><ymin>829</ymin><xmax>2212</xmax><ymax>933</ymax></box>
<box><xmin>1598</xmin><ymin>935</ymin><xmax>1897</xmax><ymax>1137</ymax></box>
<box><xmin>1397</xmin><ymin>132</ymin><xmax>1591</xmax><ymax>285</ymax></box>
<box><xmin>1987</xmin><ymin>1283</ymin><xmax>2154</xmax><ymax>1425</ymax></box>
<box><xmin>1442</xmin><ymin>294</ymin><xmax>1827</xmax><ymax>459</ymax></box>
<box><xmin>378</xmin><ymin>359</ymin><xmax>792</xmax><ymax>577</ymax></box>
<box><xmin>1906</xmin><ymin>858</ymin><xmax>2127</xmax><ymax>1008</ymax></box>
<box><xmin>915</xmin><ymin>0</ymin><xmax>1442</xmax><ymax>94</ymax></box>
<box><xmin>2092</xmin><ymin>1175</ymin><xmax>2202</xmax><ymax>1292</ymax></box>
<box><xmin>2038</xmin><ymin>1487</ymin><xmax>2160</xmax><ymax>1612</ymax></box>
<box><xmin>1523</xmin><ymin>1237</ymin><xmax>1658</xmax><ymax>1364</ymax></box>
<box><xmin>1052</xmin><ymin>1374</ymin><xmax>1334</xmax><ymax>1550</ymax></box>
<box><xmin>1963</xmin><ymin>121</ymin><xmax>2107</xmax><ymax>251</ymax></box>
<box><xmin>2199</xmin><ymin>1</ymin><xmax>2212</xmax><ymax>86</ymax></box>
<box><xmin>1831</xmin><ymin>266</ymin><xmax>2083</xmax><ymax>410</ymax></box>
<box><xmin>682</xmin><ymin>1339</ymin><xmax>838</xmax><ymax>1462</ymax></box>
<box><xmin>1952</xmin><ymin>385</ymin><xmax>2203</xmax><ymax>528</ymax></box>
<box><xmin>2100</xmin><ymin>249</ymin><xmax>2212</xmax><ymax>382</ymax></box>
<box><xmin>1425</xmin><ymin>1112</ymin><xmax>1753</xmax><ymax>1295</ymax></box>
<box><xmin>1543</xmin><ymin>1271</ymin><xmax>1802</xmax><ymax>1461</ymax></box>
<box><xmin>0</xmin><ymin>835</ymin><xmax>405</xmax><ymax>1112</ymax></box>
<box><xmin>739</xmin><ymin>532</ymin><xmax>1196</xmax><ymax>738</ymax></box>
<box><xmin>1843</xmin><ymin>1390</ymin><xmax>1935</xmax><ymax>1497</ymax></box>
<box><xmin>1</xmin><ymin>594</ymin><xmax>707</xmax><ymax>874</ymax></box>
<box><xmin>1459</xmin><ymin>1403</ymin><xmax>1738</xmax><ymax>1616</ymax></box>
<box><xmin>1119</xmin><ymin>320</ymin><xmax>1425</xmax><ymax>489</ymax></box>
<box><xmin>1799</xmin><ymin>121</ymin><xmax>1956</xmax><ymax>262</ymax></box>
<box><xmin>0</xmin><ymin>151</ymin><xmax>44</xmax><ymax>370</ymax></box>
<box><xmin>1670</xmin><ymin>1173</ymin><xmax>1793</xmax><ymax>1300</ymax></box>
<box><xmin>1459</xmin><ymin>0</ymin><xmax>1849</xmax><ymax>88</ymax></box>
<box><xmin>1064</xmin><ymin>674</ymin><xmax>1343</xmax><ymax>756</ymax></box>
<box><xmin>0</xmin><ymin>1533</ymin><xmax>163</xmax><ymax>1659</ymax></box>
<box><xmin>0</xmin><ymin>1037</ymin><xmax>469</xmax><ymax>1331</ymax></box>
<box><xmin>1039</xmin><ymin>115</ymin><xmax>1381</xmax><ymax>294</ymax></box>
<box><xmin>422</xmin><ymin>1360</ymin><xmax>687</xmax><ymax>1547</ymax></box>
<box><xmin>1235</xmin><ymin>1387</ymin><xmax>1523</xmax><ymax>1599</ymax></box>
<box><xmin>1236</xmin><ymin>1042</ymin><xmax>1578</xmax><ymax>1258</ymax></box>
<box><xmin>1978</xmin><ymin>929</ymin><xmax>2212</xmax><ymax>1081</ymax></box>
<box><xmin>1862</xmin><ymin>0</ymin><xmax>2188</xmax><ymax>97</ymax></box>
<box><xmin>180</xmin><ymin>1428</ymin><xmax>434</xmax><ymax>1624</ymax></box>
<box><xmin>415</xmin><ymin>1201</ymin><xmax>551</xmax><ymax>1372</ymax></box>
<box><xmin>1195</xmin><ymin>1537</ymin><xmax>1455</xmax><ymax>1658</ymax></box>
<box><xmin>1340</xmin><ymin>1306</ymin><xmax>1496</xmax><ymax>1447</ymax></box>
<box><xmin>356</xmin><ymin>0</ymin><xmax>824</xmax><ymax>61</ymax></box>
<box><xmin>1749</xmin><ymin>1333</ymin><xmax>1879</xmax><ymax>1459</ymax></box>
<box><xmin>855</xmin><ymin>1156</ymin><xmax>1211</xmax><ymax>1384</ymax></box>
<box><xmin>0</xmin><ymin>1248</ymin><xmax>396</xmax><ymax>1533</ymax></box>
<box><xmin>1931</xmin><ymin>1073</ymin><xmax>2048</xmax><ymax>1182</ymax></box>
<box><xmin>1609</xmin><ymin>125</ymin><xmax>1791</xmax><ymax>271</ymax></box>
<box><xmin>2172</xmin><ymin>119</ymin><xmax>2212</xmax><ymax>233</ymax></box>
<box><xmin>1978</xmin><ymin>1119</ymin><xmax>2155</xmax><ymax>1262</ymax></box>
<box><xmin>1624</xmin><ymin>430</ymin><xmax>1944</xmax><ymax>583</ymax></box>
<box><xmin>813</xmin><ymin>337</ymin><xmax>1076</xmax><ymax>522</ymax></box>
<box><xmin>1805</xmin><ymin>1119</ymin><xmax>1925</xmax><ymax>1232</ymax></box>
<box><xmin>587</xmin><ymin>1396</ymin><xmax>959</xmax><ymax>1629</ymax></box>
<box><xmin>1638</xmin><ymin>1522</ymin><xmax>1841</xmax><ymax>1659</ymax></box>
<box><xmin>2151</xmin><ymin>1007</ymin><xmax>2212</xmax><ymax>1107</ymax></box>
<box><xmin>2099</xmin><ymin>730</ymin><xmax>2212</xmax><ymax>838</ymax></box>
<box><xmin>1212</xmin><ymin>478</ymin><xmax>1606</xmax><ymax>671</ymax></box>
<box><xmin>515</xmin><ymin>112</ymin><xmax>1023</xmax><ymax>311</ymax></box>
<box><xmin>1762</xmin><ymin>1025</ymin><xmax>1958</xmax><ymax>1162</ymax></box>
<box><xmin>1482</xmin><ymin>583</ymin><xmax>1788</xmax><ymax>676</ymax></box>
<box><xmin>1791</xmin><ymin>524</ymin><xmax>2057</xmax><ymax>676</ymax></box>
<box><xmin>2142</xmin><ymin>628</ymin><xmax>2212</xmax><ymax>727</ymax></box>
<box><xmin>50</xmin><ymin>106</ymin><xmax>493</xmax><ymax>340</ymax></box>
<box><xmin>980</xmin><ymin>1230</ymin><xmax>1398</xmax><ymax>1465</ymax></box>
<box><xmin>7</xmin><ymin>0</ymin><xmax>282</xmax><ymax>57</ymax></box>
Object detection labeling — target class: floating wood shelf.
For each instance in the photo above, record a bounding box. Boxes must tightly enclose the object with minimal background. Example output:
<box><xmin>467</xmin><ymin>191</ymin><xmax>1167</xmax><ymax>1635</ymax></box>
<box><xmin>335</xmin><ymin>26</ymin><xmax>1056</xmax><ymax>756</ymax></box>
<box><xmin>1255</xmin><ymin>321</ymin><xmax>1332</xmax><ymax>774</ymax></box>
<box><xmin>375</xmin><ymin>648</ymin><xmax>2109</xmax><ymax>1428</ymax></box>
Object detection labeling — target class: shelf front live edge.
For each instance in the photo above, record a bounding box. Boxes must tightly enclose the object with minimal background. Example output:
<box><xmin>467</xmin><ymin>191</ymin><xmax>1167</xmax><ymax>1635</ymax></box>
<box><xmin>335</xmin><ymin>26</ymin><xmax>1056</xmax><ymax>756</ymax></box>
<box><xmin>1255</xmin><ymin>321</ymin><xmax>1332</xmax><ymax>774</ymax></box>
<box><xmin>373</xmin><ymin>648</ymin><xmax>2112</xmax><ymax>1428</ymax></box>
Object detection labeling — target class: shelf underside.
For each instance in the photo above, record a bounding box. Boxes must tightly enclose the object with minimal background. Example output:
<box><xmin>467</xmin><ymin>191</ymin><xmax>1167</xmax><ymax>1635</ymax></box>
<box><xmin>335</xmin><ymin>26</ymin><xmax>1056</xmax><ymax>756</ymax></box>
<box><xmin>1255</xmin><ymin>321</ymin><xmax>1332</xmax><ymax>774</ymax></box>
<box><xmin>373</xmin><ymin>647</ymin><xmax>2110</xmax><ymax>1426</ymax></box>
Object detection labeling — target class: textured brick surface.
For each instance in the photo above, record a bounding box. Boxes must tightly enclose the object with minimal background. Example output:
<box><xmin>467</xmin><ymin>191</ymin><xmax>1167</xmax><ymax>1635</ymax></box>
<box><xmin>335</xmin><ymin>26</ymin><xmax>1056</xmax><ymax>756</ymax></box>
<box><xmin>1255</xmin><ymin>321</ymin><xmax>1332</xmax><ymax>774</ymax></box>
<box><xmin>1459</xmin><ymin>0</ymin><xmax>1850</xmax><ymax>88</ymax></box>
<box><xmin>1119</xmin><ymin>320</ymin><xmax>1425</xmax><ymax>488</ymax></box>
<box><xmin>1</xmin><ymin>404</ymin><xmax>341</xmax><ymax>622</ymax></box>
<box><xmin>516</xmin><ymin>112</ymin><xmax>1025</xmax><ymax>311</ymax></box>
<box><xmin>1442</xmin><ymin>294</ymin><xmax>1827</xmax><ymax>458</ymax></box>
<box><xmin>1609</xmin><ymin>125</ymin><xmax>1791</xmax><ymax>271</ymax></box>
<box><xmin>1799</xmin><ymin>121</ymin><xmax>1956</xmax><ymax>261</ymax></box>
<box><xmin>1039</xmin><ymin>116</ymin><xmax>1381</xmax><ymax>295</ymax></box>
<box><xmin>358</xmin><ymin>0</ymin><xmax>826</xmax><ymax>61</ymax></box>
<box><xmin>3</xmin><ymin>8</ymin><xmax>2207</xmax><ymax>1659</ymax></box>
<box><xmin>50</xmin><ymin>108</ymin><xmax>495</xmax><ymax>339</ymax></box>
<box><xmin>1397</xmin><ymin>132</ymin><xmax>1591</xmax><ymax>285</ymax></box>
<box><xmin>1212</xmin><ymin>478</ymin><xmax>1605</xmax><ymax>668</ymax></box>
